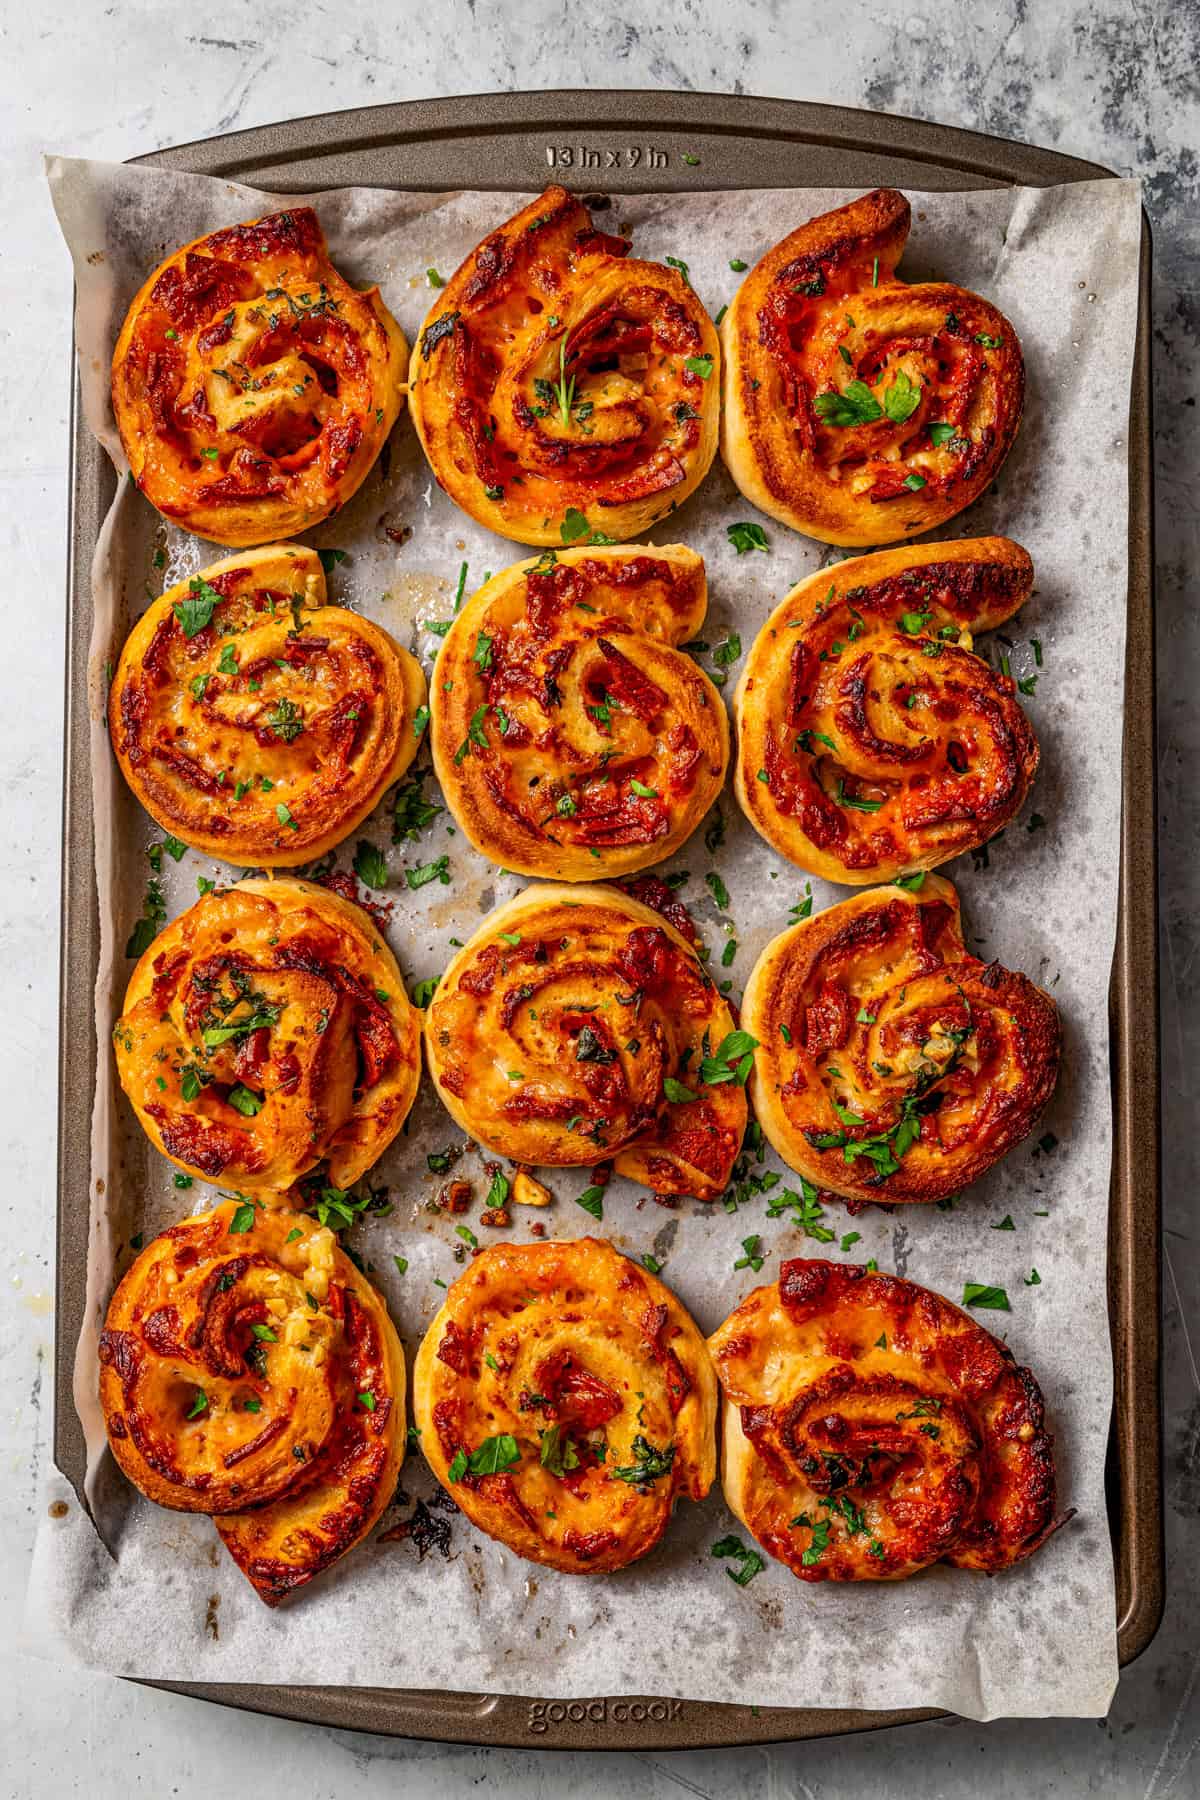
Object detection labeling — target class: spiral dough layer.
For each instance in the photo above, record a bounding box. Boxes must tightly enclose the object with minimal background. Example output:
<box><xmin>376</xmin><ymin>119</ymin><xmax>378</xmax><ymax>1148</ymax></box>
<box><xmin>424</xmin><ymin>884</ymin><xmax>748</xmax><ymax>1200</ymax></box>
<box><xmin>408</xmin><ymin>186</ymin><xmax>720</xmax><ymax>545</ymax></box>
<box><xmin>111</xmin><ymin>207</ymin><xmax>407</xmax><ymax>545</ymax></box>
<box><xmin>431</xmin><ymin>545</ymin><xmax>728</xmax><ymax>879</ymax></box>
<box><xmin>733</xmin><ymin>537</ymin><xmax>1038</xmax><ymax>884</ymax></box>
<box><xmin>741</xmin><ymin>876</ymin><xmax>1060</xmax><ymax>1205</ymax></box>
<box><xmin>113</xmin><ymin>878</ymin><xmax>421</xmax><ymax>1195</ymax></box>
<box><xmin>720</xmin><ymin>188</ymin><xmax>1024</xmax><ymax>545</ymax></box>
<box><xmin>413</xmin><ymin>1237</ymin><xmax>717</xmax><ymax>1572</ymax></box>
<box><xmin>709</xmin><ymin>1258</ymin><xmax>1067</xmax><ymax>1581</ymax></box>
<box><xmin>109</xmin><ymin>544</ymin><xmax>427</xmax><ymax>867</ymax></box>
<box><xmin>99</xmin><ymin>1199</ymin><xmax>405</xmax><ymax>1604</ymax></box>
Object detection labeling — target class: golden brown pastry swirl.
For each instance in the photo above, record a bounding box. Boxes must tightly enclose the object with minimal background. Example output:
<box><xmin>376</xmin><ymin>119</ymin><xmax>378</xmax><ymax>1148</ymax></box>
<box><xmin>732</xmin><ymin>537</ymin><xmax>1038</xmax><ymax>884</ymax></box>
<box><xmin>108</xmin><ymin>544</ymin><xmax>426</xmax><ymax>867</ymax></box>
<box><xmin>99</xmin><ymin>1199</ymin><xmax>405</xmax><ymax>1605</ymax></box>
<box><xmin>430</xmin><ymin>545</ymin><xmax>727</xmax><ymax>878</ymax></box>
<box><xmin>720</xmin><ymin>188</ymin><xmax>1024</xmax><ymax>545</ymax></box>
<box><xmin>111</xmin><ymin>206</ymin><xmax>407</xmax><ymax>546</ymax></box>
<box><xmin>408</xmin><ymin>186</ymin><xmax>720</xmax><ymax>545</ymax></box>
<box><xmin>709</xmin><ymin>1258</ymin><xmax>1066</xmax><ymax>1581</ymax></box>
<box><xmin>424</xmin><ymin>884</ymin><xmax>747</xmax><ymax>1200</ymax></box>
<box><xmin>113</xmin><ymin>878</ymin><xmax>421</xmax><ymax>1195</ymax></box>
<box><xmin>741</xmin><ymin>876</ymin><xmax>1060</xmax><ymax>1204</ymax></box>
<box><xmin>413</xmin><ymin>1237</ymin><xmax>716</xmax><ymax>1573</ymax></box>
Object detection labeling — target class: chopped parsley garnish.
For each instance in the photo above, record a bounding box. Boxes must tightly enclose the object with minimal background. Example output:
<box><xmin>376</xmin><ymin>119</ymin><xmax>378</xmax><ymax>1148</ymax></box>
<box><xmin>405</xmin><ymin>855</ymin><xmax>451</xmax><ymax>890</ymax></box>
<box><xmin>699</xmin><ymin>1028</ymin><xmax>758</xmax><ymax>1088</ymax></box>
<box><xmin>710</xmin><ymin>1534</ymin><xmax>766</xmax><ymax>1585</ymax></box>
<box><xmin>734</xmin><ymin>1234</ymin><xmax>764</xmax><ymax>1273</ymax></box>
<box><xmin>883</xmin><ymin>369</ymin><xmax>921</xmax><ymax>422</ymax></box>
<box><xmin>173</xmin><ymin>577</ymin><xmax>221</xmax><ymax>638</ymax></box>
<box><xmin>684</xmin><ymin>355</ymin><xmax>714</xmax><ymax>380</ymax></box>
<box><xmin>727</xmin><ymin>521</ymin><xmax>769</xmax><ymax>555</ymax></box>
<box><xmin>448</xmin><ymin>1433</ymin><xmax>521</xmax><ymax>1481</ymax></box>
<box><xmin>125</xmin><ymin>878</ymin><xmax>167</xmax><ymax>958</ymax></box>
<box><xmin>962</xmin><ymin>1282</ymin><xmax>1011</xmax><ymax>1312</ymax></box>
<box><xmin>559</xmin><ymin>507</ymin><xmax>614</xmax><ymax>547</ymax></box>
<box><xmin>836</xmin><ymin>780</ymin><xmax>883</xmax><ymax>813</ymax></box>
<box><xmin>454</xmin><ymin>704</ymin><xmax>491</xmax><ymax>764</ymax></box>
<box><xmin>610</xmin><ymin>1435</ymin><xmax>675</xmax><ymax>1485</ymax></box>
<box><xmin>538</xmin><ymin>1423</ymin><xmax>580</xmax><ymax>1478</ymax></box>
<box><xmin>705</xmin><ymin>870</ymin><xmax>731</xmax><ymax>911</ymax></box>
<box><xmin>392</xmin><ymin>772</ymin><xmax>444</xmax><ymax>841</ymax></box>
<box><xmin>814</xmin><ymin>379</ymin><xmax>881</xmax><ymax>427</ymax></box>
<box><xmin>228</xmin><ymin>1199</ymin><xmax>257</xmax><ymax>1234</ymax></box>
<box><xmin>353</xmin><ymin>840</ymin><xmax>389</xmax><ymax>889</ymax></box>
<box><xmin>264</xmin><ymin>697</ymin><xmax>304</xmax><ymax>742</ymax></box>
<box><xmin>575</xmin><ymin>1185</ymin><xmax>605</xmax><ymax>1220</ymax></box>
<box><xmin>789</xmin><ymin>884</ymin><xmax>814</xmax><ymax>923</ymax></box>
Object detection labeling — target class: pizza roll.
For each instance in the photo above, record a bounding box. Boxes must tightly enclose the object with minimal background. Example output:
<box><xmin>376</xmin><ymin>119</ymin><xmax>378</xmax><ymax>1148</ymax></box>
<box><xmin>99</xmin><ymin>1199</ymin><xmax>405</xmax><ymax>1604</ymax></box>
<box><xmin>424</xmin><ymin>884</ymin><xmax>747</xmax><ymax>1200</ymax></box>
<box><xmin>709</xmin><ymin>1258</ymin><xmax>1065</xmax><ymax>1581</ymax></box>
<box><xmin>431</xmin><ymin>544</ymin><xmax>727</xmax><ymax>879</ymax></box>
<box><xmin>720</xmin><ymin>188</ymin><xmax>1024</xmax><ymax>545</ymax></box>
<box><xmin>111</xmin><ymin>207</ymin><xmax>407</xmax><ymax>546</ymax></box>
<box><xmin>413</xmin><ymin>1237</ymin><xmax>716</xmax><ymax>1572</ymax></box>
<box><xmin>407</xmin><ymin>186</ymin><xmax>720</xmax><ymax>545</ymax></box>
<box><xmin>113</xmin><ymin>878</ymin><xmax>421</xmax><ymax>1195</ymax></box>
<box><xmin>741</xmin><ymin>876</ymin><xmax>1059</xmax><ymax>1204</ymax></box>
<box><xmin>732</xmin><ymin>537</ymin><xmax>1038</xmax><ymax>884</ymax></box>
<box><xmin>109</xmin><ymin>544</ymin><xmax>426</xmax><ymax>867</ymax></box>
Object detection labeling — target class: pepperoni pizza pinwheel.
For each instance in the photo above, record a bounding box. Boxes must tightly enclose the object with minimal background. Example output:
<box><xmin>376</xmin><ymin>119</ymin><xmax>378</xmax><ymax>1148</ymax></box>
<box><xmin>109</xmin><ymin>545</ymin><xmax>426</xmax><ymax>867</ymax></box>
<box><xmin>113</xmin><ymin>879</ymin><xmax>421</xmax><ymax>1195</ymax></box>
<box><xmin>431</xmin><ymin>545</ymin><xmax>727</xmax><ymax>879</ymax></box>
<box><xmin>413</xmin><ymin>1237</ymin><xmax>716</xmax><ymax>1573</ymax></box>
<box><xmin>111</xmin><ymin>207</ymin><xmax>407</xmax><ymax>546</ymax></box>
<box><xmin>720</xmin><ymin>188</ymin><xmax>1024</xmax><ymax>545</ymax></box>
<box><xmin>709</xmin><ymin>1258</ymin><xmax>1066</xmax><ymax>1582</ymax></box>
<box><xmin>423</xmin><ymin>884</ymin><xmax>748</xmax><ymax>1200</ymax></box>
<box><xmin>98</xmin><ymin>1198</ymin><xmax>405</xmax><ymax>1605</ymax></box>
<box><xmin>732</xmin><ymin>537</ymin><xmax>1039</xmax><ymax>884</ymax></box>
<box><xmin>407</xmin><ymin>186</ymin><xmax>720</xmax><ymax>546</ymax></box>
<box><xmin>741</xmin><ymin>876</ymin><xmax>1060</xmax><ymax>1205</ymax></box>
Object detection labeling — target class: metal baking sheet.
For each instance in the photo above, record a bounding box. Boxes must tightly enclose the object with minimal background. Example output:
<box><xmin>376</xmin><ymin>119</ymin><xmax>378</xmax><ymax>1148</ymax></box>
<box><xmin>55</xmin><ymin>89</ymin><xmax>1162</xmax><ymax>1750</ymax></box>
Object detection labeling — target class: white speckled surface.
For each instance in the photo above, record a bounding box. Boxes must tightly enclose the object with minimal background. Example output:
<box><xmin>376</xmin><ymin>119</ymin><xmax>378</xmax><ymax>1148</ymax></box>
<box><xmin>3</xmin><ymin>3</ymin><xmax>1197</xmax><ymax>1794</ymax></box>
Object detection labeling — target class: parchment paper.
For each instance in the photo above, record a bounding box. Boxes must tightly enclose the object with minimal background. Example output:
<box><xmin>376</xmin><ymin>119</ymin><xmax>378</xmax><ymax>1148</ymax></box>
<box><xmin>29</xmin><ymin>156</ymin><xmax>1142</xmax><ymax>1719</ymax></box>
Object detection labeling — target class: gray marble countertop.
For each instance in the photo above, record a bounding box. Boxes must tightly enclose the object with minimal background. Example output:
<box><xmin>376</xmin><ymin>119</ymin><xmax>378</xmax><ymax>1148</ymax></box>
<box><xmin>3</xmin><ymin>4</ymin><xmax>1196</xmax><ymax>1795</ymax></box>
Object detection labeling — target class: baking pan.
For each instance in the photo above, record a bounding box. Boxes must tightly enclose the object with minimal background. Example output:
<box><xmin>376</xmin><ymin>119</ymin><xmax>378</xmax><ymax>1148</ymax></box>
<box><xmin>55</xmin><ymin>89</ymin><xmax>1162</xmax><ymax>1749</ymax></box>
